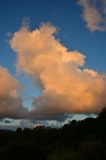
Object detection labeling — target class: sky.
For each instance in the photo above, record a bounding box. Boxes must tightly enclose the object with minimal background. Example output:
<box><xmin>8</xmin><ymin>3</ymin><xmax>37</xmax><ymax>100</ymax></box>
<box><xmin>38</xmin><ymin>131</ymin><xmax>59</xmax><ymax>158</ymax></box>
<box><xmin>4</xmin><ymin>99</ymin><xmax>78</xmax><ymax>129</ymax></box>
<box><xmin>0</xmin><ymin>0</ymin><xmax>106</xmax><ymax>129</ymax></box>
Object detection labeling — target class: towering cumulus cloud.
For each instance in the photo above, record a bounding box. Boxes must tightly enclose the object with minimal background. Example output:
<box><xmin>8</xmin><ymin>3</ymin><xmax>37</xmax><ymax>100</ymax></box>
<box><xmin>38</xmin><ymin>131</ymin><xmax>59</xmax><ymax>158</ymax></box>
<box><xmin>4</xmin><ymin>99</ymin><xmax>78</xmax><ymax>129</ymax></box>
<box><xmin>78</xmin><ymin>0</ymin><xmax>106</xmax><ymax>31</ymax></box>
<box><xmin>0</xmin><ymin>67</ymin><xmax>28</xmax><ymax>118</ymax></box>
<box><xmin>10</xmin><ymin>23</ymin><xmax>106</xmax><ymax>119</ymax></box>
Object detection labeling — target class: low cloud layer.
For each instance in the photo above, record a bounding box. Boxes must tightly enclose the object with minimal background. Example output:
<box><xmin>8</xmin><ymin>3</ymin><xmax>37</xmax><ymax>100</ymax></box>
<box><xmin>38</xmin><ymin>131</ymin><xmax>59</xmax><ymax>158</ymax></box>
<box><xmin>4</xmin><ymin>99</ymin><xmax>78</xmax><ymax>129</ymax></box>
<box><xmin>78</xmin><ymin>0</ymin><xmax>106</xmax><ymax>31</ymax></box>
<box><xmin>0</xmin><ymin>67</ymin><xmax>28</xmax><ymax>118</ymax></box>
<box><xmin>9</xmin><ymin>23</ymin><xmax>106</xmax><ymax>120</ymax></box>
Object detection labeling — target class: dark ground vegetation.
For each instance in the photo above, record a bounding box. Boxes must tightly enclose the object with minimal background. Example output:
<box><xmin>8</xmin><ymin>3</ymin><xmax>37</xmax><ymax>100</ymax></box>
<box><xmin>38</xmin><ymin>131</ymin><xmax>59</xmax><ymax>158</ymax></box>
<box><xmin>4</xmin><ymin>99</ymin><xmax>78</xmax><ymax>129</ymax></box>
<box><xmin>0</xmin><ymin>109</ymin><xmax>106</xmax><ymax>160</ymax></box>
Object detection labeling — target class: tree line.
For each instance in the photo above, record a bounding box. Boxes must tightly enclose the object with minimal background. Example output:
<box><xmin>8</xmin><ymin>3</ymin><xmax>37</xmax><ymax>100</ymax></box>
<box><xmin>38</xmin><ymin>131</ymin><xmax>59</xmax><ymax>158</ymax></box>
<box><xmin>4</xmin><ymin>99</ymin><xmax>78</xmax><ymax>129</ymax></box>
<box><xmin>0</xmin><ymin>108</ymin><xmax>106</xmax><ymax>160</ymax></box>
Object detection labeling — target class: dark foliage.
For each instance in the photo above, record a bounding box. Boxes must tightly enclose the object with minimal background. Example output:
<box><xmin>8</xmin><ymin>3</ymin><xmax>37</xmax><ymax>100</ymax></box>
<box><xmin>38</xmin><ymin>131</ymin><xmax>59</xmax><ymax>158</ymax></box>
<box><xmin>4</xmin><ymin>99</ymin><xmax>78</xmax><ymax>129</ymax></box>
<box><xmin>0</xmin><ymin>109</ymin><xmax>106</xmax><ymax>160</ymax></box>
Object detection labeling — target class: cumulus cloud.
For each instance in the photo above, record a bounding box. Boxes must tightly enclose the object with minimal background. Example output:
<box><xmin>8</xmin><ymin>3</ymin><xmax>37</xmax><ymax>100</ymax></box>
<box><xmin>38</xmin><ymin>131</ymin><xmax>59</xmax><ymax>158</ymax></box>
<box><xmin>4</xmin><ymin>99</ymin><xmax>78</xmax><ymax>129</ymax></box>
<box><xmin>9</xmin><ymin>23</ymin><xmax>106</xmax><ymax>120</ymax></box>
<box><xmin>78</xmin><ymin>0</ymin><xmax>106</xmax><ymax>31</ymax></box>
<box><xmin>0</xmin><ymin>67</ymin><xmax>28</xmax><ymax>118</ymax></box>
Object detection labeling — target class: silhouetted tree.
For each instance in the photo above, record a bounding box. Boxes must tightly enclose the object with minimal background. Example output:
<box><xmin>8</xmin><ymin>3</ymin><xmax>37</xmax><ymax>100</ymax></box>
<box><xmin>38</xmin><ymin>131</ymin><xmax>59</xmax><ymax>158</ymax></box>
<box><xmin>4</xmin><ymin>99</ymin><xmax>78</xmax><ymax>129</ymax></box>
<box><xmin>0</xmin><ymin>109</ymin><xmax>106</xmax><ymax>159</ymax></box>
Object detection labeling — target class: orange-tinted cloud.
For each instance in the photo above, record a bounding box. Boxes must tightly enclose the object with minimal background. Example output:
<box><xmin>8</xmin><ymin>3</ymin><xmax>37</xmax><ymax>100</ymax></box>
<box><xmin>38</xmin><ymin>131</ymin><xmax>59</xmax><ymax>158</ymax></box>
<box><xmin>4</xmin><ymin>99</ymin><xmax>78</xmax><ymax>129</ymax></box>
<box><xmin>10</xmin><ymin>23</ymin><xmax>106</xmax><ymax>119</ymax></box>
<box><xmin>0</xmin><ymin>67</ymin><xmax>28</xmax><ymax>118</ymax></box>
<box><xmin>78</xmin><ymin>0</ymin><xmax>106</xmax><ymax>31</ymax></box>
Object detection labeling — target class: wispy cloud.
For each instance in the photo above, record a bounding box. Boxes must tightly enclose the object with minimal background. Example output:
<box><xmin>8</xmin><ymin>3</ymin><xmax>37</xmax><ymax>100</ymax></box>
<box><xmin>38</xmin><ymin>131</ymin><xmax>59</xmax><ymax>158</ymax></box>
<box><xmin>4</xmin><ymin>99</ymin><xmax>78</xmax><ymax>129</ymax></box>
<box><xmin>78</xmin><ymin>0</ymin><xmax>106</xmax><ymax>31</ymax></box>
